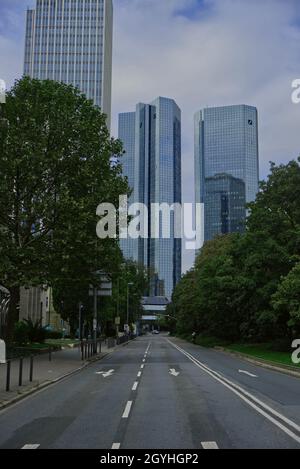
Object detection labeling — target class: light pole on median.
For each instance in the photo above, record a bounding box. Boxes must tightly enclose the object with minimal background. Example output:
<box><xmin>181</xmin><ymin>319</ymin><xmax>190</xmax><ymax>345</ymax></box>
<box><xmin>126</xmin><ymin>282</ymin><xmax>134</xmax><ymax>334</ymax></box>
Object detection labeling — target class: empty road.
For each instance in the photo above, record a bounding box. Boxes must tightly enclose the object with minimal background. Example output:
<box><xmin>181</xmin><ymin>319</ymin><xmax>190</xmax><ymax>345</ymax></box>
<box><xmin>0</xmin><ymin>334</ymin><xmax>299</xmax><ymax>449</ymax></box>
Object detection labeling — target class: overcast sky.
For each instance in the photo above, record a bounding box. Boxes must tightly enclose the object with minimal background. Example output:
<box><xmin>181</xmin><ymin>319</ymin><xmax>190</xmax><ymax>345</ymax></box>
<box><xmin>0</xmin><ymin>0</ymin><xmax>300</xmax><ymax>272</ymax></box>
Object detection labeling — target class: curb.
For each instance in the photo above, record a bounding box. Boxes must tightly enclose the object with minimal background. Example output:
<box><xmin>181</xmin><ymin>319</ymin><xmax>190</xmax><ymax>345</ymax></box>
<box><xmin>215</xmin><ymin>347</ymin><xmax>300</xmax><ymax>379</ymax></box>
<box><xmin>0</xmin><ymin>351</ymin><xmax>111</xmax><ymax>412</ymax></box>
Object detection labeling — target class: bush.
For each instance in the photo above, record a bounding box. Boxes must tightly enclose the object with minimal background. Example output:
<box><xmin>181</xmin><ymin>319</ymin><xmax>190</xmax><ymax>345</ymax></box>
<box><xmin>195</xmin><ymin>335</ymin><xmax>231</xmax><ymax>348</ymax></box>
<box><xmin>45</xmin><ymin>330</ymin><xmax>63</xmax><ymax>340</ymax></box>
<box><xmin>15</xmin><ymin>319</ymin><xmax>47</xmax><ymax>344</ymax></box>
<box><xmin>24</xmin><ymin>319</ymin><xmax>46</xmax><ymax>343</ymax></box>
<box><xmin>14</xmin><ymin>321</ymin><xmax>29</xmax><ymax>345</ymax></box>
<box><xmin>269</xmin><ymin>337</ymin><xmax>292</xmax><ymax>353</ymax></box>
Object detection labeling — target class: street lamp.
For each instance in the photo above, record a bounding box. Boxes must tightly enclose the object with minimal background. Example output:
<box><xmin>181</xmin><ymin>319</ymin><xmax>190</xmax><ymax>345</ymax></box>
<box><xmin>127</xmin><ymin>282</ymin><xmax>134</xmax><ymax>329</ymax></box>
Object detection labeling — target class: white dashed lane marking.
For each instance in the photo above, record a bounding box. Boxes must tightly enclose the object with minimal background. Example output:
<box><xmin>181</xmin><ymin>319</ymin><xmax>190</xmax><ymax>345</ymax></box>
<box><xmin>22</xmin><ymin>444</ymin><xmax>40</xmax><ymax>449</ymax></box>
<box><xmin>122</xmin><ymin>401</ymin><xmax>133</xmax><ymax>419</ymax></box>
<box><xmin>201</xmin><ymin>441</ymin><xmax>219</xmax><ymax>449</ymax></box>
<box><xmin>112</xmin><ymin>443</ymin><xmax>121</xmax><ymax>449</ymax></box>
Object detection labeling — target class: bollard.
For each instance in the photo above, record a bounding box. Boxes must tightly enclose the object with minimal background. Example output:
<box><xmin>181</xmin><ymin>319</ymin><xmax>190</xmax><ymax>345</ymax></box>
<box><xmin>81</xmin><ymin>342</ymin><xmax>84</xmax><ymax>361</ymax></box>
<box><xmin>6</xmin><ymin>360</ymin><xmax>11</xmax><ymax>392</ymax></box>
<box><xmin>29</xmin><ymin>356</ymin><xmax>34</xmax><ymax>382</ymax></box>
<box><xmin>19</xmin><ymin>358</ymin><xmax>23</xmax><ymax>386</ymax></box>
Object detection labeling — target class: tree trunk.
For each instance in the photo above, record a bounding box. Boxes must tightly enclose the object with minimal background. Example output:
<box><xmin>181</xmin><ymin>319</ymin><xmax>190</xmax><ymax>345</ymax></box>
<box><xmin>5</xmin><ymin>286</ymin><xmax>20</xmax><ymax>344</ymax></box>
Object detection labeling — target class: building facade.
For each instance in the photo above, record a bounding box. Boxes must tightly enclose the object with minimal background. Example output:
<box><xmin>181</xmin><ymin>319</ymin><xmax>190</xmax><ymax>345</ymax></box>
<box><xmin>118</xmin><ymin>112</ymin><xmax>136</xmax><ymax>261</ymax></box>
<box><xmin>204</xmin><ymin>173</ymin><xmax>246</xmax><ymax>241</ymax></box>
<box><xmin>119</xmin><ymin>97</ymin><xmax>182</xmax><ymax>298</ymax></box>
<box><xmin>195</xmin><ymin>105</ymin><xmax>259</xmax><ymax>242</ymax></box>
<box><xmin>24</xmin><ymin>0</ymin><xmax>113</xmax><ymax>128</ymax></box>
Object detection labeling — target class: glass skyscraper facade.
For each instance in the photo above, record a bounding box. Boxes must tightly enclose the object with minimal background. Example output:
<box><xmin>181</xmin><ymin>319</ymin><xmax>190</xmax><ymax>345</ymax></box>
<box><xmin>118</xmin><ymin>112</ymin><xmax>136</xmax><ymax>261</ymax></box>
<box><xmin>119</xmin><ymin>97</ymin><xmax>182</xmax><ymax>299</ymax></box>
<box><xmin>24</xmin><ymin>0</ymin><xmax>113</xmax><ymax>128</ymax></box>
<box><xmin>205</xmin><ymin>173</ymin><xmax>246</xmax><ymax>241</ymax></box>
<box><xmin>195</xmin><ymin>105</ymin><xmax>259</xmax><ymax>242</ymax></box>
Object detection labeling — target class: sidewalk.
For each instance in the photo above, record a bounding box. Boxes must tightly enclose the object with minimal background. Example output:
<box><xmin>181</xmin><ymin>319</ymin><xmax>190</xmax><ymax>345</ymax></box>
<box><xmin>0</xmin><ymin>342</ymin><xmax>113</xmax><ymax>410</ymax></box>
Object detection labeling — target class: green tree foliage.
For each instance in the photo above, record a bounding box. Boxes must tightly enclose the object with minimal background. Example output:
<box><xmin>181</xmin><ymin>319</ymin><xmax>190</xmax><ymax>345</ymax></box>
<box><xmin>272</xmin><ymin>262</ymin><xmax>300</xmax><ymax>335</ymax></box>
<box><xmin>0</xmin><ymin>77</ymin><xmax>130</xmax><ymax>340</ymax></box>
<box><xmin>172</xmin><ymin>158</ymin><xmax>300</xmax><ymax>344</ymax></box>
<box><xmin>52</xmin><ymin>259</ymin><xmax>149</xmax><ymax>337</ymax></box>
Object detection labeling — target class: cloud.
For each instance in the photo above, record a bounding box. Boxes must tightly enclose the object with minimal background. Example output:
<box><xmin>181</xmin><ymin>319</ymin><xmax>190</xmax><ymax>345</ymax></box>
<box><xmin>111</xmin><ymin>0</ymin><xmax>300</xmax><ymax>271</ymax></box>
<box><xmin>1</xmin><ymin>0</ymin><xmax>300</xmax><ymax>272</ymax></box>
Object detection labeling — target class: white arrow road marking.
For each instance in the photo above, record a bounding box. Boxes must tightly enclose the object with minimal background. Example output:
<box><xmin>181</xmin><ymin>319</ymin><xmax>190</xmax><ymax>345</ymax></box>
<box><xmin>22</xmin><ymin>444</ymin><xmax>40</xmax><ymax>449</ymax></box>
<box><xmin>169</xmin><ymin>368</ymin><xmax>180</xmax><ymax>377</ymax></box>
<box><xmin>96</xmin><ymin>369</ymin><xmax>115</xmax><ymax>378</ymax></box>
<box><xmin>238</xmin><ymin>370</ymin><xmax>258</xmax><ymax>378</ymax></box>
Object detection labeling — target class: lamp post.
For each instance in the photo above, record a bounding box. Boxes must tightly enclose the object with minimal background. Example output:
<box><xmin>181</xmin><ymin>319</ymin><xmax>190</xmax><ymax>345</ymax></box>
<box><xmin>126</xmin><ymin>282</ymin><xmax>134</xmax><ymax>333</ymax></box>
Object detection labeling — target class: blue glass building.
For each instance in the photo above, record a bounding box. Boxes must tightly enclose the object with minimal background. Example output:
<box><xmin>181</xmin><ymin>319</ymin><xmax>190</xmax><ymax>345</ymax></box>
<box><xmin>195</xmin><ymin>105</ymin><xmax>259</xmax><ymax>241</ymax></box>
<box><xmin>119</xmin><ymin>97</ymin><xmax>182</xmax><ymax>298</ymax></box>
<box><xmin>118</xmin><ymin>112</ymin><xmax>136</xmax><ymax>261</ymax></box>
<box><xmin>24</xmin><ymin>0</ymin><xmax>113</xmax><ymax>128</ymax></box>
<box><xmin>205</xmin><ymin>173</ymin><xmax>246</xmax><ymax>241</ymax></box>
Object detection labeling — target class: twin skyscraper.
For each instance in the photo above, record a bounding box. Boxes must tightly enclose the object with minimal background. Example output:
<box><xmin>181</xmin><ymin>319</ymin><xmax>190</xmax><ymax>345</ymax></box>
<box><xmin>23</xmin><ymin>1</ymin><xmax>259</xmax><ymax>299</ymax></box>
<box><xmin>119</xmin><ymin>102</ymin><xmax>259</xmax><ymax>298</ymax></box>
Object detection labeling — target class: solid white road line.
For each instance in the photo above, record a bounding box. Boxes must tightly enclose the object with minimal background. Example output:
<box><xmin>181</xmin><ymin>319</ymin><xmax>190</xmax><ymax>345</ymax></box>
<box><xmin>22</xmin><ymin>444</ymin><xmax>40</xmax><ymax>449</ymax></box>
<box><xmin>137</xmin><ymin>371</ymin><xmax>142</xmax><ymax>378</ymax></box>
<box><xmin>122</xmin><ymin>401</ymin><xmax>133</xmax><ymax>419</ymax></box>
<box><xmin>167</xmin><ymin>340</ymin><xmax>300</xmax><ymax>445</ymax></box>
<box><xmin>132</xmin><ymin>381</ymin><xmax>139</xmax><ymax>391</ymax></box>
<box><xmin>239</xmin><ymin>370</ymin><xmax>258</xmax><ymax>378</ymax></box>
<box><xmin>201</xmin><ymin>441</ymin><xmax>219</xmax><ymax>449</ymax></box>
<box><xmin>112</xmin><ymin>443</ymin><xmax>121</xmax><ymax>449</ymax></box>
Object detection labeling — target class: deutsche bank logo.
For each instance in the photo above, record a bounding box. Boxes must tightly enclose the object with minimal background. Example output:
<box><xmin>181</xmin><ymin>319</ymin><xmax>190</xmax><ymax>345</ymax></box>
<box><xmin>0</xmin><ymin>79</ymin><xmax>6</xmax><ymax>104</ymax></box>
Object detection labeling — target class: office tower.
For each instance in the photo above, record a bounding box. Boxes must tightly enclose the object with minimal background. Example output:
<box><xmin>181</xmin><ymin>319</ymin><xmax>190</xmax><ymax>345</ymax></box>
<box><xmin>205</xmin><ymin>173</ymin><xmax>246</xmax><ymax>241</ymax></box>
<box><xmin>24</xmin><ymin>0</ymin><xmax>113</xmax><ymax>128</ymax></box>
<box><xmin>119</xmin><ymin>97</ymin><xmax>182</xmax><ymax>298</ymax></box>
<box><xmin>195</xmin><ymin>105</ymin><xmax>259</xmax><ymax>242</ymax></box>
<box><xmin>118</xmin><ymin>112</ymin><xmax>136</xmax><ymax>261</ymax></box>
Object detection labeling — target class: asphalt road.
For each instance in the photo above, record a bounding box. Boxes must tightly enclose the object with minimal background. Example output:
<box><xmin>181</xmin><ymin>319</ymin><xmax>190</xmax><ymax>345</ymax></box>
<box><xmin>0</xmin><ymin>334</ymin><xmax>299</xmax><ymax>449</ymax></box>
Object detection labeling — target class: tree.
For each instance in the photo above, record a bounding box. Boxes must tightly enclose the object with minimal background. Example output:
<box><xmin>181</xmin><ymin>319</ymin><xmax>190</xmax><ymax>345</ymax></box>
<box><xmin>0</xmin><ymin>77</ymin><xmax>129</xmax><ymax>341</ymax></box>
<box><xmin>272</xmin><ymin>262</ymin><xmax>300</xmax><ymax>337</ymax></box>
<box><xmin>170</xmin><ymin>158</ymin><xmax>300</xmax><ymax>345</ymax></box>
